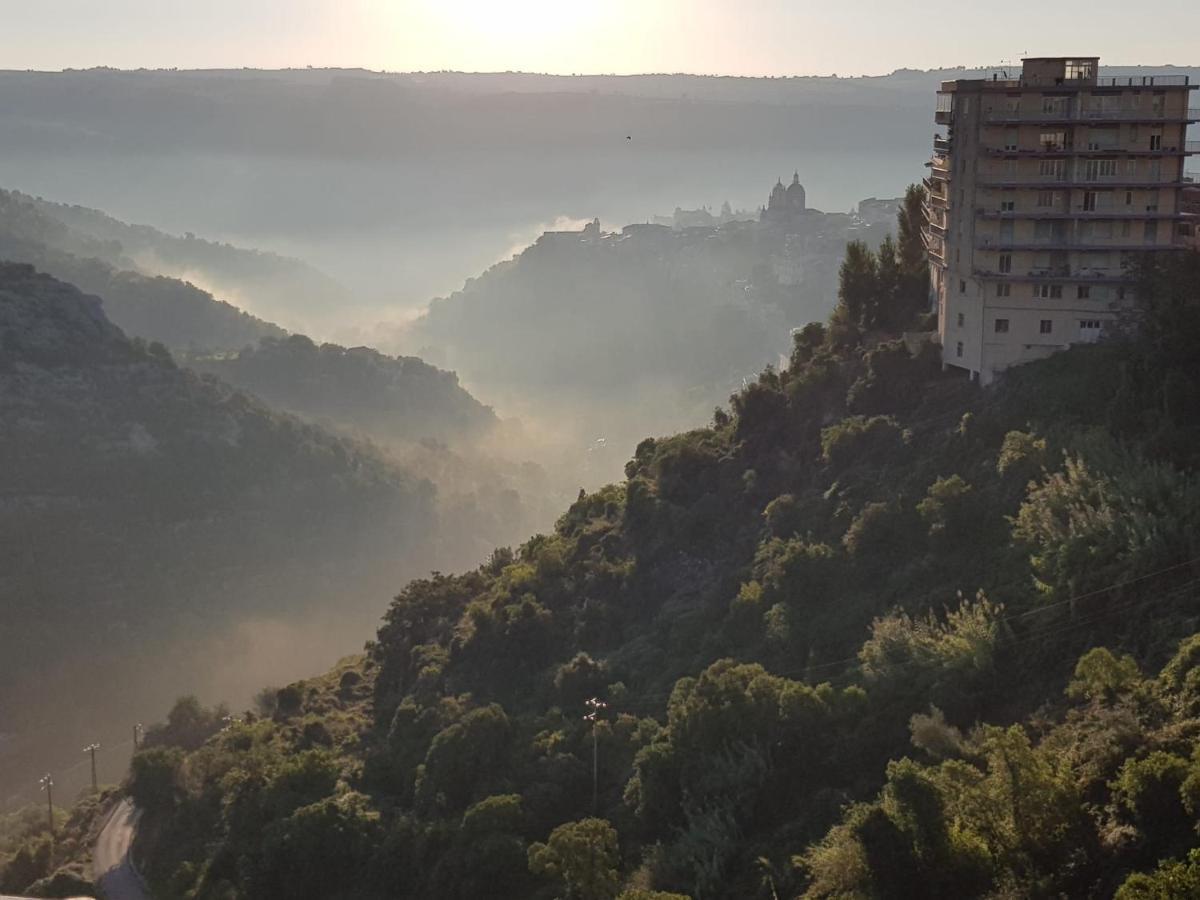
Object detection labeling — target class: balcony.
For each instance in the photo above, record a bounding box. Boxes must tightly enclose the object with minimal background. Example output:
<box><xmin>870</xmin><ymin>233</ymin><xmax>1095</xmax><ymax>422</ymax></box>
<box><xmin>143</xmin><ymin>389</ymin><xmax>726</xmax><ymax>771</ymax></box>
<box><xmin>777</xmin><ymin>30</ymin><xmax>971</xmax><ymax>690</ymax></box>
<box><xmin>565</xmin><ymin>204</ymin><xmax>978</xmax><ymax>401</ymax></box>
<box><xmin>977</xmin><ymin>176</ymin><xmax>1193</xmax><ymax>189</ymax></box>
<box><xmin>982</xmin><ymin>107</ymin><xmax>1200</xmax><ymax>124</ymax></box>
<box><xmin>973</xmin><ymin>267</ymin><xmax>1131</xmax><ymax>283</ymax></box>
<box><xmin>1094</xmin><ymin>74</ymin><xmax>1192</xmax><ymax>87</ymax></box>
<box><xmin>923</xmin><ymin>213</ymin><xmax>946</xmax><ymax>236</ymax></box>
<box><xmin>933</xmin><ymin>136</ymin><xmax>953</xmax><ymax>154</ymax></box>
<box><xmin>977</xmin><ymin>208</ymin><xmax>1192</xmax><ymax>220</ymax></box>
<box><xmin>985</xmin><ymin>141</ymin><xmax>1200</xmax><ymax>157</ymax></box>
<box><xmin>975</xmin><ymin>236</ymin><xmax>1191</xmax><ymax>252</ymax></box>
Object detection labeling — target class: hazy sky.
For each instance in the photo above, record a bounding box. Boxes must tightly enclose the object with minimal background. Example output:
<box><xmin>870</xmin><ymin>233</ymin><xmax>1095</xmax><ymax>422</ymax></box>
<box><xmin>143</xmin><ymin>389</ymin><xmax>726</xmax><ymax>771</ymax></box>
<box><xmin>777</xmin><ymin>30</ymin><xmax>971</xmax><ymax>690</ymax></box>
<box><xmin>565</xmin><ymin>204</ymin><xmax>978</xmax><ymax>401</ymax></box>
<box><xmin>2</xmin><ymin>0</ymin><xmax>1198</xmax><ymax>76</ymax></box>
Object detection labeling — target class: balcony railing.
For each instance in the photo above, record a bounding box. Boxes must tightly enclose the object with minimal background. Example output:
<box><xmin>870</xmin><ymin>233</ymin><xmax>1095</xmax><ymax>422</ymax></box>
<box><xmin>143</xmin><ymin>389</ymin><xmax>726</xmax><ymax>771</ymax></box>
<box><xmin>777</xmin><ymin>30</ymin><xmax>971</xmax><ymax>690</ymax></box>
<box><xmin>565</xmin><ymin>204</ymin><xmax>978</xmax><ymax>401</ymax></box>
<box><xmin>976</xmin><ymin>236</ymin><xmax>1190</xmax><ymax>252</ymax></box>
<box><xmin>1094</xmin><ymin>74</ymin><xmax>1191</xmax><ymax>87</ymax></box>
<box><xmin>933</xmin><ymin>136</ymin><xmax>952</xmax><ymax>153</ymax></box>
<box><xmin>983</xmin><ymin>107</ymin><xmax>1200</xmax><ymax>123</ymax></box>
<box><xmin>978</xmin><ymin>208</ymin><xmax>1192</xmax><ymax>220</ymax></box>
<box><xmin>973</xmin><ymin>267</ymin><xmax>1133</xmax><ymax>283</ymax></box>
<box><xmin>977</xmin><ymin>176</ymin><xmax>1191</xmax><ymax>188</ymax></box>
<box><xmin>985</xmin><ymin>142</ymin><xmax>1200</xmax><ymax>156</ymax></box>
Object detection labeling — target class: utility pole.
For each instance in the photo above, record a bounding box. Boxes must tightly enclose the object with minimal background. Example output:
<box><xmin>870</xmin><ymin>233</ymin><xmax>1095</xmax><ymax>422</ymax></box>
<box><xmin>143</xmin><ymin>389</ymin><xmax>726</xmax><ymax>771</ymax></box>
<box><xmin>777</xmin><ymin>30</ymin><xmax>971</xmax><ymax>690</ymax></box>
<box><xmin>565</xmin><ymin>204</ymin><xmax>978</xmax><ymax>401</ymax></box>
<box><xmin>583</xmin><ymin>697</ymin><xmax>606</xmax><ymax>814</ymax></box>
<box><xmin>84</xmin><ymin>743</ymin><xmax>100</xmax><ymax>792</ymax></box>
<box><xmin>39</xmin><ymin>774</ymin><xmax>53</xmax><ymax>837</ymax></box>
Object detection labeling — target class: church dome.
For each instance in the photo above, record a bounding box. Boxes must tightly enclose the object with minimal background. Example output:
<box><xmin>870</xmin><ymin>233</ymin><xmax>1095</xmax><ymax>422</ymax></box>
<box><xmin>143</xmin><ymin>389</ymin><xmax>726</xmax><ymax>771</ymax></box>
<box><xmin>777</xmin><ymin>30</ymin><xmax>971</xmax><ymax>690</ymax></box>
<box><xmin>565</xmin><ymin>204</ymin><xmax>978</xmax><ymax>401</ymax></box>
<box><xmin>786</xmin><ymin>172</ymin><xmax>806</xmax><ymax>209</ymax></box>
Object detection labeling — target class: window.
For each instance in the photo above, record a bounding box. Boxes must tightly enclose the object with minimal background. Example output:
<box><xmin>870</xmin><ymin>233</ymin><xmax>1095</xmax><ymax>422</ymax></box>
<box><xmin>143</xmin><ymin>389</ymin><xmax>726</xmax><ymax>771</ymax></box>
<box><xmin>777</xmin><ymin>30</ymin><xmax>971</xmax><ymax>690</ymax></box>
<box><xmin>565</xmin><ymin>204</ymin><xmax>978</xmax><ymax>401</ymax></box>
<box><xmin>1144</xmin><ymin>220</ymin><xmax>1157</xmax><ymax>243</ymax></box>
<box><xmin>956</xmin><ymin>341</ymin><xmax>964</xmax><ymax>358</ymax></box>
<box><xmin>1077</xmin><ymin>285</ymin><xmax>1091</xmax><ymax>299</ymax></box>
<box><xmin>1034</xmin><ymin>284</ymin><xmax>1063</xmax><ymax>299</ymax></box>
<box><xmin>998</xmin><ymin>254</ymin><xmax>1012</xmax><ymax>274</ymax></box>
<box><xmin>1037</xmin><ymin>191</ymin><xmax>1056</xmax><ymax>207</ymax></box>
<box><xmin>1087</xmin><ymin>127</ymin><xmax>1118</xmax><ymax>150</ymax></box>
<box><xmin>994</xmin><ymin>318</ymin><xmax>1010</xmax><ymax>334</ymax></box>
<box><xmin>959</xmin><ymin>279</ymin><xmax>967</xmax><ymax>293</ymax></box>
<box><xmin>1039</xmin><ymin>159</ymin><xmax>1065</xmax><ymax>178</ymax></box>
<box><xmin>1065</xmin><ymin>60</ymin><xmax>1093</xmax><ymax>81</ymax></box>
<box><xmin>1000</xmin><ymin>199</ymin><xmax>1016</xmax><ymax>212</ymax></box>
<box><xmin>957</xmin><ymin>312</ymin><xmax>965</xmax><ymax>327</ymax></box>
<box><xmin>1040</xmin><ymin>319</ymin><xmax>1053</xmax><ymax>334</ymax></box>
<box><xmin>1004</xmin><ymin>128</ymin><xmax>1018</xmax><ymax>151</ymax></box>
<box><xmin>1125</xmin><ymin>191</ymin><xmax>1134</xmax><ymax>206</ymax></box>
<box><xmin>1042</xmin><ymin>96</ymin><xmax>1069</xmax><ymax>115</ymax></box>
<box><xmin>1150</xmin><ymin>132</ymin><xmax>1163</xmax><ymax>151</ymax></box>
<box><xmin>1083</xmin><ymin>159</ymin><xmax>1118</xmax><ymax>180</ymax></box>
<box><xmin>1083</xmin><ymin>191</ymin><xmax>1098</xmax><ymax>211</ymax></box>
<box><xmin>996</xmin><ymin>283</ymin><xmax>1011</xmax><ymax>297</ymax></box>
<box><xmin>1040</xmin><ymin>130</ymin><xmax>1067</xmax><ymax>149</ymax></box>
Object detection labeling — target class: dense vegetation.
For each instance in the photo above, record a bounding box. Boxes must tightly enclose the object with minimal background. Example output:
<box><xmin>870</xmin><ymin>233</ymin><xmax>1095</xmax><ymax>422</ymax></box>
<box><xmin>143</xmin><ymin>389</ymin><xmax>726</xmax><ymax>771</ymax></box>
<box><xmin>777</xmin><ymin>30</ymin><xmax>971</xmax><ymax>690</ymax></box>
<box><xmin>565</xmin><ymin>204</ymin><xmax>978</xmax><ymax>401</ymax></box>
<box><xmin>0</xmin><ymin>263</ymin><xmax>453</xmax><ymax>803</ymax></box>
<box><xmin>124</xmin><ymin>194</ymin><xmax>1200</xmax><ymax>897</ymax></box>
<box><xmin>0</xmin><ymin>789</ymin><xmax>113</xmax><ymax>898</ymax></box>
<box><xmin>0</xmin><ymin>187</ymin><xmax>287</xmax><ymax>350</ymax></box>
<box><xmin>184</xmin><ymin>334</ymin><xmax>498</xmax><ymax>445</ymax></box>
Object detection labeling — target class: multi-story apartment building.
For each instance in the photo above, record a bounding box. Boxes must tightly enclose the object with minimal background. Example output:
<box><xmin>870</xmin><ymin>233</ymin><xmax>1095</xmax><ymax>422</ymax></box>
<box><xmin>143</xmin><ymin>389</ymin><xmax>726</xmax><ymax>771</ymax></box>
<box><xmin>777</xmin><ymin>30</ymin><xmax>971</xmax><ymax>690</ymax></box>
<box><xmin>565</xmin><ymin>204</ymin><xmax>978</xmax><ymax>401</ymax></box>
<box><xmin>924</xmin><ymin>57</ymin><xmax>1197</xmax><ymax>383</ymax></box>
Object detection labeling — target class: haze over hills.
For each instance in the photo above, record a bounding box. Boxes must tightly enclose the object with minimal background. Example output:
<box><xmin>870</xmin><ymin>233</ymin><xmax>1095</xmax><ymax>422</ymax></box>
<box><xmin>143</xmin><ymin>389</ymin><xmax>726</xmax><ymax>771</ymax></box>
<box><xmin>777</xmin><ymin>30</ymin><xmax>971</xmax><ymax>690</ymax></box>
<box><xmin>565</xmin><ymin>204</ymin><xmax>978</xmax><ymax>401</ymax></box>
<box><xmin>0</xmin><ymin>262</ymin><xmax>536</xmax><ymax>808</ymax></box>
<box><xmin>0</xmin><ymin>187</ymin><xmax>288</xmax><ymax>349</ymax></box>
<box><xmin>391</xmin><ymin>189</ymin><xmax>908</xmax><ymax>478</ymax></box>
<box><xmin>0</xmin><ymin>65</ymin><xmax>1076</xmax><ymax>331</ymax></box>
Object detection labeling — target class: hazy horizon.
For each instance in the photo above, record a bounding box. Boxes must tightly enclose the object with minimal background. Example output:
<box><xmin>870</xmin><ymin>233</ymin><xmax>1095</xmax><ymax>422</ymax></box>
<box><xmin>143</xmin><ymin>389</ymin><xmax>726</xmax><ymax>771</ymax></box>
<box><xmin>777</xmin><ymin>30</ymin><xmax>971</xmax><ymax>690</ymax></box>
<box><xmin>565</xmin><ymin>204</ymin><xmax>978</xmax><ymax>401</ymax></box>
<box><xmin>3</xmin><ymin>0</ymin><xmax>1198</xmax><ymax>75</ymax></box>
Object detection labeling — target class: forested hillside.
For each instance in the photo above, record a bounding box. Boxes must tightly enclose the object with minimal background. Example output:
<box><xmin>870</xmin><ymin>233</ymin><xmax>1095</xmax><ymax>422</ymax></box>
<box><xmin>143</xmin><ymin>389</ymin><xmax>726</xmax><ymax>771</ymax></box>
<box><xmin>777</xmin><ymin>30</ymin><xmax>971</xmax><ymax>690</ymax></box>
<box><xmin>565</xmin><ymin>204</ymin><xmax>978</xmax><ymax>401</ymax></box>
<box><xmin>0</xmin><ymin>188</ymin><xmax>286</xmax><ymax>350</ymax></box>
<box><xmin>185</xmin><ymin>335</ymin><xmax>498</xmax><ymax>445</ymax></box>
<box><xmin>118</xmin><ymin>199</ymin><xmax>1200</xmax><ymax>899</ymax></box>
<box><xmin>0</xmin><ymin>263</ymin><xmax>450</xmax><ymax>804</ymax></box>
<box><xmin>17</xmin><ymin>189</ymin><xmax>354</xmax><ymax>328</ymax></box>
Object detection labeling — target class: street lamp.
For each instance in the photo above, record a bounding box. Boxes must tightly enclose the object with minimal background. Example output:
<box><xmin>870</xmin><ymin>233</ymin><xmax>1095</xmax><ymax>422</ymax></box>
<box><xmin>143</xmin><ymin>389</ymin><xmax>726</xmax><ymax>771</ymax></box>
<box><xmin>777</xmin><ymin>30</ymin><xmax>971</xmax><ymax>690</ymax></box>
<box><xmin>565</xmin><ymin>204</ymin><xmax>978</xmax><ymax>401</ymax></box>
<box><xmin>583</xmin><ymin>697</ymin><xmax>607</xmax><ymax>814</ymax></box>
<box><xmin>83</xmin><ymin>743</ymin><xmax>100</xmax><ymax>792</ymax></box>
<box><xmin>38</xmin><ymin>774</ymin><xmax>54</xmax><ymax>836</ymax></box>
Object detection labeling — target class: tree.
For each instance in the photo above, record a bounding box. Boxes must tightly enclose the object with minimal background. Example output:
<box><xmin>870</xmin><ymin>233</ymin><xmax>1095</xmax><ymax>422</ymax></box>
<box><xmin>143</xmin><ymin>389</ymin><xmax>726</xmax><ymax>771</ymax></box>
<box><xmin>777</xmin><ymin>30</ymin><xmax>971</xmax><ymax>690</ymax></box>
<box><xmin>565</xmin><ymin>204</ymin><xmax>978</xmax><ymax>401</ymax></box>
<box><xmin>129</xmin><ymin>746</ymin><xmax>184</xmax><ymax>814</ymax></box>
<box><xmin>1116</xmin><ymin>849</ymin><xmax>1200</xmax><ymax>899</ymax></box>
<box><xmin>528</xmin><ymin>818</ymin><xmax>621</xmax><ymax>900</ymax></box>
<box><xmin>836</xmin><ymin>241</ymin><xmax>879</xmax><ymax>332</ymax></box>
<box><xmin>1066</xmin><ymin>648</ymin><xmax>1142</xmax><ymax>703</ymax></box>
<box><xmin>896</xmin><ymin>184</ymin><xmax>928</xmax><ymax>278</ymax></box>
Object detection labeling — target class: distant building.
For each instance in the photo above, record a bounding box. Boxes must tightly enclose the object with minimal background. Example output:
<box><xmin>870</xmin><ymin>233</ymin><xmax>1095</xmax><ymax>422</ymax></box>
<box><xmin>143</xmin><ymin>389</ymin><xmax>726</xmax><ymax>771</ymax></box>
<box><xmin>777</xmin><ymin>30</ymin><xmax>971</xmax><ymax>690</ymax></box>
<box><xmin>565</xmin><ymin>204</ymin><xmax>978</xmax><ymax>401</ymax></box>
<box><xmin>856</xmin><ymin>197</ymin><xmax>902</xmax><ymax>227</ymax></box>
<box><xmin>762</xmin><ymin>172</ymin><xmax>808</xmax><ymax>226</ymax></box>
<box><xmin>925</xmin><ymin>56</ymin><xmax>1198</xmax><ymax>384</ymax></box>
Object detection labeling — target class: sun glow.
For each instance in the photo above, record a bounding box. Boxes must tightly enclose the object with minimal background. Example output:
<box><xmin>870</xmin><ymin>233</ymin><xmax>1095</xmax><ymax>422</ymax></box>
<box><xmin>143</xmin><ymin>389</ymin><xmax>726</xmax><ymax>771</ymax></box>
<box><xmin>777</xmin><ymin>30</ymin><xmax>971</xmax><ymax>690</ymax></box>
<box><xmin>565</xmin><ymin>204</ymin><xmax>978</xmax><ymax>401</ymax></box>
<box><xmin>399</xmin><ymin>0</ymin><xmax>639</xmax><ymax>72</ymax></box>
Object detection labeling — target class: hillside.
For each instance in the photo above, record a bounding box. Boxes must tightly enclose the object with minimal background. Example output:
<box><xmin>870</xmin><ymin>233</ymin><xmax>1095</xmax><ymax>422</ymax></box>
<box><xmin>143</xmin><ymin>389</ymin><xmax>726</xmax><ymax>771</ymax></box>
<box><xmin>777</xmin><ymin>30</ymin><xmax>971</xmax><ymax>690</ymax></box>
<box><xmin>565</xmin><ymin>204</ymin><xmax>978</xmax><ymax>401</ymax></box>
<box><xmin>0</xmin><ymin>263</ymin><xmax>454</xmax><ymax>805</ymax></box>
<box><xmin>394</xmin><ymin>195</ymin><xmax>904</xmax><ymax>470</ymax></box>
<box><xmin>184</xmin><ymin>334</ymin><xmax>498</xmax><ymax>445</ymax></box>
<box><xmin>0</xmin><ymin>187</ymin><xmax>286</xmax><ymax>350</ymax></box>
<box><xmin>119</xmin><ymin>228</ymin><xmax>1200</xmax><ymax>899</ymax></box>
<box><xmin>18</xmin><ymin>189</ymin><xmax>355</xmax><ymax>328</ymax></box>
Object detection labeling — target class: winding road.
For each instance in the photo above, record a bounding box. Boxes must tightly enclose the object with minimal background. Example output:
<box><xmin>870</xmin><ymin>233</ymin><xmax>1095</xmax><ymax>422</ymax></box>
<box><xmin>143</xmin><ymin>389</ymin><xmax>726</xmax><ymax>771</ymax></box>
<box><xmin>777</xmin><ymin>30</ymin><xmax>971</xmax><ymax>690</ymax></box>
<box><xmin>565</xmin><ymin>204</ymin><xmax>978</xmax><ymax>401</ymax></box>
<box><xmin>93</xmin><ymin>799</ymin><xmax>151</xmax><ymax>900</ymax></box>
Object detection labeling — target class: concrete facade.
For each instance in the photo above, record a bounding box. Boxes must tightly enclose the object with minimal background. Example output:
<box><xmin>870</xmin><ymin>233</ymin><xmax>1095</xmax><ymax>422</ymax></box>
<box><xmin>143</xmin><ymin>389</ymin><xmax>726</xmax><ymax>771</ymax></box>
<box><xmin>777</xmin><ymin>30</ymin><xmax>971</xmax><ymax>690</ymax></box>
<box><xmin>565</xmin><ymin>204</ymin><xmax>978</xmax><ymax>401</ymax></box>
<box><xmin>924</xmin><ymin>57</ymin><xmax>1198</xmax><ymax>383</ymax></box>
